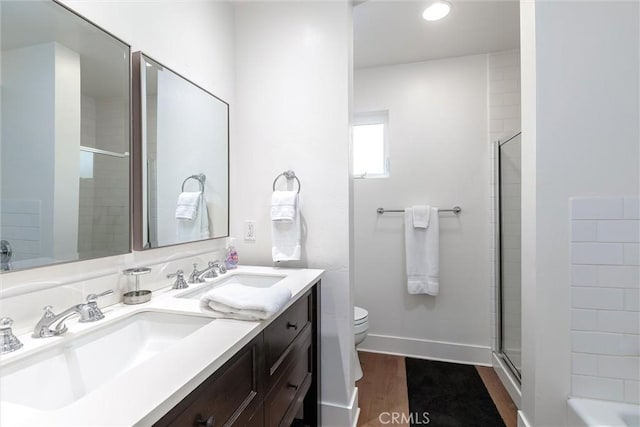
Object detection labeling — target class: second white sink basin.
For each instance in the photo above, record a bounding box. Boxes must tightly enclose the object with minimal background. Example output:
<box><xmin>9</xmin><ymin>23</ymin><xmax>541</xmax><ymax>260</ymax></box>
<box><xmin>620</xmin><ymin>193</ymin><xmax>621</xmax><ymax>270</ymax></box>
<box><xmin>0</xmin><ymin>311</ymin><xmax>212</xmax><ymax>412</ymax></box>
<box><xmin>176</xmin><ymin>273</ymin><xmax>287</xmax><ymax>300</ymax></box>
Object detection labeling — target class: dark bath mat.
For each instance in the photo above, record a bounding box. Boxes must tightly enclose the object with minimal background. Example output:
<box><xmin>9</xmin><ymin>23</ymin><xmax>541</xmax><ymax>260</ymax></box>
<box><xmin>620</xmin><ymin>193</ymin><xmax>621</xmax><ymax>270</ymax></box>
<box><xmin>405</xmin><ymin>358</ymin><xmax>505</xmax><ymax>427</ymax></box>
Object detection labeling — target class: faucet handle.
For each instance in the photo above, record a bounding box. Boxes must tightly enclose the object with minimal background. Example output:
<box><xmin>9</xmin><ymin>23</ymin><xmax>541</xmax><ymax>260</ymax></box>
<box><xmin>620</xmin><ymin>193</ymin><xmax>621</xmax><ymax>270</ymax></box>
<box><xmin>217</xmin><ymin>261</ymin><xmax>227</xmax><ymax>274</ymax></box>
<box><xmin>188</xmin><ymin>263</ymin><xmax>201</xmax><ymax>284</ymax></box>
<box><xmin>0</xmin><ymin>317</ymin><xmax>23</xmax><ymax>354</ymax></box>
<box><xmin>167</xmin><ymin>269</ymin><xmax>189</xmax><ymax>290</ymax></box>
<box><xmin>86</xmin><ymin>289</ymin><xmax>114</xmax><ymax>304</ymax></box>
<box><xmin>79</xmin><ymin>289</ymin><xmax>113</xmax><ymax>323</ymax></box>
<box><xmin>42</xmin><ymin>305</ymin><xmax>55</xmax><ymax>318</ymax></box>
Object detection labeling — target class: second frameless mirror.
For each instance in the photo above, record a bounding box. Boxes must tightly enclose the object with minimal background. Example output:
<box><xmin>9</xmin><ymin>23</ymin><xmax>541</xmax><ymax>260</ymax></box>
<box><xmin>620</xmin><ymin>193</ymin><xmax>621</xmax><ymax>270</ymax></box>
<box><xmin>133</xmin><ymin>52</ymin><xmax>229</xmax><ymax>249</ymax></box>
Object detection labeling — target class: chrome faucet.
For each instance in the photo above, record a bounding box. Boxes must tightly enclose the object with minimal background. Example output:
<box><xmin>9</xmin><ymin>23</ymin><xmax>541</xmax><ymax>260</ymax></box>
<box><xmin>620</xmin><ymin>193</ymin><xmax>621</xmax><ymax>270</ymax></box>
<box><xmin>188</xmin><ymin>261</ymin><xmax>227</xmax><ymax>284</ymax></box>
<box><xmin>197</xmin><ymin>261</ymin><xmax>227</xmax><ymax>282</ymax></box>
<box><xmin>32</xmin><ymin>290</ymin><xmax>114</xmax><ymax>338</ymax></box>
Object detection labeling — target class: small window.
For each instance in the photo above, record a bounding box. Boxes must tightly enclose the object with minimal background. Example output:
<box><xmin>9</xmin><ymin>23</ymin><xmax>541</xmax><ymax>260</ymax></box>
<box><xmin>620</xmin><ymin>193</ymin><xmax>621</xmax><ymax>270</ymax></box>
<box><xmin>353</xmin><ymin>111</ymin><xmax>389</xmax><ymax>178</ymax></box>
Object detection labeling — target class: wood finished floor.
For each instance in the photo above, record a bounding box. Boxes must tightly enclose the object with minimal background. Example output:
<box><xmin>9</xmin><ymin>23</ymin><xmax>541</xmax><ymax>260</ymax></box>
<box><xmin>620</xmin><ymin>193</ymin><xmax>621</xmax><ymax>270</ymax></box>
<box><xmin>355</xmin><ymin>352</ymin><xmax>517</xmax><ymax>427</ymax></box>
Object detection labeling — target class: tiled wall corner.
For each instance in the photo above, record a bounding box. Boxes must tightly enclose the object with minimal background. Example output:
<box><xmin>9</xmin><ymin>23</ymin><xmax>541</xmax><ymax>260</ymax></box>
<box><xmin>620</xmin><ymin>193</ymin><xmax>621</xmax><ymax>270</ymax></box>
<box><xmin>488</xmin><ymin>49</ymin><xmax>521</xmax><ymax>351</ymax></box>
<box><xmin>488</xmin><ymin>50</ymin><xmax>521</xmax><ymax>144</ymax></box>
<box><xmin>570</xmin><ymin>196</ymin><xmax>640</xmax><ymax>404</ymax></box>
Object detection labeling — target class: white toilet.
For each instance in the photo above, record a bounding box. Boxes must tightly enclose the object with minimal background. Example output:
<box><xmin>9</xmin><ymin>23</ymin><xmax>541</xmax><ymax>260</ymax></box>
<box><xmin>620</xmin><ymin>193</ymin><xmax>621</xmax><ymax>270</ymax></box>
<box><xmin>353</xmin><ymin>306</ymin><xmax>369</xmax><ymax>381</ymax></box>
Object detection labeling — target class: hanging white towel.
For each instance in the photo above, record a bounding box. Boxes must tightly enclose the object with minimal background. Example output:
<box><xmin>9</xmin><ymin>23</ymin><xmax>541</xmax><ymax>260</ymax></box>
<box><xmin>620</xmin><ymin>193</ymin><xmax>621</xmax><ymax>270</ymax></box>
<box><xmin>200</xmin><ymin>284</ymin><xmax>292</xmax><ymax>320</ymax></box>
<box><xmin>271</xmin><ymin>190</ymin><xmax>297</xmax><ymax>222</ymax></box>
<box><xmin>175</xmin><ymin>192</ymin><xmax>201</xmax><ymax>220</ymax></box>
<box><xmin>271</xmin><ymin>191</ymin><xmax>301</xmax><ymax>262</ymax></box>
<box><xmin>404</xmin><ymin>206</ymin><xmax>439</xmax><ymax>295</ymax></box>
<box><xmin>177</xmin><ymin>193</ymin><xmax>211</xmax><ymax>242</ymax></box>
<box><xmin>412</xmin><ymin>205</ymin><xmax>431</xmax><ymax>229</ymax></box>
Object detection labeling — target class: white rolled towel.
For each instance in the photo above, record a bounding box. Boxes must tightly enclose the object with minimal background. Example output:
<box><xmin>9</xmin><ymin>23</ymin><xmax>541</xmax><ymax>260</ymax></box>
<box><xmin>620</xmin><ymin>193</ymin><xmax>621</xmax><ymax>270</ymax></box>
<box><xmin>271</xmin><ymin>190</ymin><xmax>297</xmax><ymax>222</ymax></box>
<box><xmin>200</xmin><ymin>284</ymin><xmax>292</xmax><ymax>320</ymax></box>
<box><xmin>175</xmin><ymin>192</ymin><xmax>201</xmax><ymax>220</ymax></box>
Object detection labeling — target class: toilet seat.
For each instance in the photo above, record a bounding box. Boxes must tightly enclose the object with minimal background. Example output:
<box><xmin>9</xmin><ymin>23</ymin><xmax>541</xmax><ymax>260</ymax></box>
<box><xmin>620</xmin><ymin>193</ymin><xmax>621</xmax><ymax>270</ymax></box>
<box><xmin>353</xmin><ymin>306</ymin><xmax>369</xmax><ymax>381</ymax></box>
<box><xmin>354</xmin><ymin>306</ymin><xmax>368</xmax><ymax>325</ymax></box>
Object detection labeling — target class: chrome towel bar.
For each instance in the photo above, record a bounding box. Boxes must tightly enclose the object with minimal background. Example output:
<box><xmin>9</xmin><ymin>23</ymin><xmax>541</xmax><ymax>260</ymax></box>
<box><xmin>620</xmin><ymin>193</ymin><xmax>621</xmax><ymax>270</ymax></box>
<box><xmin>377</xmin><ymin>206</ymin><xmax>462</xmax><ymax>214</ymax></box>
<box><xmin>272</xmin><ymin>170</ymin><xmax>301</xmax><ymax>194</ymax></box>
<box><xmin>182</xmin><ymin>174</ymin><xmax>206</xmax><ymax>192</ymax></box>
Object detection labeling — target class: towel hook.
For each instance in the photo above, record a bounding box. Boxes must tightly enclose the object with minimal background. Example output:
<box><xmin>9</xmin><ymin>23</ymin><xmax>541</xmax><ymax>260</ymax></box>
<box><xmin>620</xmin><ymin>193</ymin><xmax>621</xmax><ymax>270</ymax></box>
<box><xmin>272</xmin><ymin>170</ymin><xmax>301</xmax><ymax>194</ymax></box>
<box><xmin>181</xmin><ymin>174</ymin><xmax>206</xmax><ymax>192</ymax></box>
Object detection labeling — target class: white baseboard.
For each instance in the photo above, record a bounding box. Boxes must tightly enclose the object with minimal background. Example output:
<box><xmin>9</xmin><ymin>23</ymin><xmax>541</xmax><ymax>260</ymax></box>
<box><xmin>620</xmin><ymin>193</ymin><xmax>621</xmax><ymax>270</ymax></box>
<box><xmin>322</xmin><ymin>386</ymin><xmax>358</xmax><ymax>427</ymax></box>
<box><xmin>492</xmin><ymin>352</ymin><xmax>522</xmax><ymax>408</ymax></box>
<box><xmin>357</xmin><ymin>333</ymin><xmax>493</xmax><ymax>366</ymax></box>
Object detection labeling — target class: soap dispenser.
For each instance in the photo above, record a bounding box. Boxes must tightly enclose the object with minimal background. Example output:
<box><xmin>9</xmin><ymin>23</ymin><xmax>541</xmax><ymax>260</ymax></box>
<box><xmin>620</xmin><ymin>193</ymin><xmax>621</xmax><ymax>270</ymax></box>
<box><xmin>225</xmin><ymin>238</ymin><xmax>238</xmax><ymax>270</ymax></box>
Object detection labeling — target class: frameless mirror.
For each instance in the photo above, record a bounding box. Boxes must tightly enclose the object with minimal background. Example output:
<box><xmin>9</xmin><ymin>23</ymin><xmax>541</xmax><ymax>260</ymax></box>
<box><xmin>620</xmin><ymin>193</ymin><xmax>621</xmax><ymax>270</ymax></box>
<box><xmin>1</xmin><ymin>0</ymin><xmax>131</xmax><ymax>272</ymax></box>
<box><xmin>132</xmin><ymin>52</ymin><xmax>229</xmax><ymax>249</ymax></box>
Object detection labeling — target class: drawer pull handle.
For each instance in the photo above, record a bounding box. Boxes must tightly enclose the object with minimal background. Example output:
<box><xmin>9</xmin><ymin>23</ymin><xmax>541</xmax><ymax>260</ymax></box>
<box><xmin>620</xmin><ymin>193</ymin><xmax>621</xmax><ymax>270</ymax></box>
<box><xmin>196</xmin><ymin>415</ymin><xmax>215</xmax><ymax>427</ymax></box>
<box><xmin>286</xmin><ymin>322</ymin><xmax>298</xmax><ymax>330</ymax></box>
<box><xmin>287</xmin><ymin>382</ymin><xmax>299</xmax><ymax>391</ymax></box>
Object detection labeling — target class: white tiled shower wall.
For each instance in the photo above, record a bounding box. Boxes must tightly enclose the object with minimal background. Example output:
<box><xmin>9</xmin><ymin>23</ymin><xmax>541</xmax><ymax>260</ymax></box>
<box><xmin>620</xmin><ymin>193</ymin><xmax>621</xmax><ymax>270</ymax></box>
<box><xmin>488</xmin><ymin>49</ymin><xmax>521</xmax><ymax>350</ymax></box>
<box><xmin>78</xmin><ymin>96</ymin><xmax>129</xmax><ymax>259</ymax></box>
<box><xmin>570</xmin><ymin>197</ymin><xmax>640</xmax><ymax>404</ymax></box>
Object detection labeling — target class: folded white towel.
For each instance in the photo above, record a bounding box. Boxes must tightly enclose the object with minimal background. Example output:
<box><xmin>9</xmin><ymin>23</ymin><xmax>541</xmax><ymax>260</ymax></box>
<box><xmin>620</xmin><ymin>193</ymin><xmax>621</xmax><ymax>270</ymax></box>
<box><xmin>177</xmin><ymin>193</ymin><xmax>210</xmax><ymax>242</ymax></box>
<box><xmin>271</xmin><ymin>191</ymin><xmax>297</xmax><ymax>222</ymax></box>
<box><xmin>272</xmin><ymin>192</ymin><xmax>301</xmax><ymax>262</ymax></box>
<box><xmin>200</xmin><ymin>284</ymin><xmax>292</xmax><ymax>320</ymax></box>
<box><xmin>412</xmin><ymin>205</ymin><xmax>431</xmax><ymax>228</ymax></box>
<box><xmin>405</xmin><ymin>207</ymin><xmax>439</xmax><ymax>295</ymax></box>
<box><xmin>175</xmin><ymin>192</ymin><xmax>201</xmax><ymax>220</ymax></box>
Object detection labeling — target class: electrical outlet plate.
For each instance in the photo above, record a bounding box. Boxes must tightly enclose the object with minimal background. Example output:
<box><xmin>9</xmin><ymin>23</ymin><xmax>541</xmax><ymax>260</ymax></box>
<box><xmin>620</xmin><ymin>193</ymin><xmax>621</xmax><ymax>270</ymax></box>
<box><xmin>244</xmin><ymin>220</ymin><xmax>256</xmax><ymax>241</ymax></box>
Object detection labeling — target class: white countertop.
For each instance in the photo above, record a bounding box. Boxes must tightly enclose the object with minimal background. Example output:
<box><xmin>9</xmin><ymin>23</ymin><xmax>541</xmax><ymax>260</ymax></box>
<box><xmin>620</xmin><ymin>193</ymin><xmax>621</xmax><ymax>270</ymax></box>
<box><xmin>0</xmin><ymin>266</ymin><xmax>323</xmax><ymax>426</ymax></box>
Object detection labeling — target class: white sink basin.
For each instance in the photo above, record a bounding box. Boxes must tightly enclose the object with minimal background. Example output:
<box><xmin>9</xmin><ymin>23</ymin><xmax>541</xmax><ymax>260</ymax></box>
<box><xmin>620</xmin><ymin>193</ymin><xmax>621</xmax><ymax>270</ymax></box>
<box><xmin>176</xmin><ymin>273</ymin><xmax>287</xmax><ymax>300</ymax></box>
<box><xmin>0</xmin><ymin>311</ymin><xmax>212</xmax><ymax>412</ymax></box>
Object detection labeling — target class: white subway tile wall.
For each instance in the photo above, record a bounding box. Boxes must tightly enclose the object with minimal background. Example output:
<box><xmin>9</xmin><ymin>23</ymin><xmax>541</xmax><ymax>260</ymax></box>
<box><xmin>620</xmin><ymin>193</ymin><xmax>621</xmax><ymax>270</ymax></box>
<box><xmin>78</xmin><ymin>95</ymin><xmax>130</xmax><ymax>259</ymax></box>
<box><xmin>570</xmin><ymin>197</ymin><xmax>640</xmax><ymax>404</ymax></box>
<box><xmin>0</xmin><ymin>200</ymin><xmax>42</xmax><ymax>262</ymax></box>
<box><xmin>488</xmin><ymin>50</ymin><xmax>521</xmax><ymax>367</ymax></box>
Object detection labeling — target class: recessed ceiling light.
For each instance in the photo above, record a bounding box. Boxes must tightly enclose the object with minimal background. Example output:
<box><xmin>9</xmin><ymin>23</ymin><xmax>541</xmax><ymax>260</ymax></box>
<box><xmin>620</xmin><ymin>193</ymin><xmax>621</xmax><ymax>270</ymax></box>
<box><xmin>423</xmin><ymin>0</ymin><xmax>452</xmax><ymax>21</ymax></box>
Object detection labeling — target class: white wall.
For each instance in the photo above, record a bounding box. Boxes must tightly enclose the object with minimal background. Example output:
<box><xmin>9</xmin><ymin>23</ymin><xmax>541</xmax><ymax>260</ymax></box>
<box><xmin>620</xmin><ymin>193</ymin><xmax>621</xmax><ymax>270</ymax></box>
<box><xmin>62</xmin><ymin>0</ymin><xmax>235</xmax><ymax>105</ymax></box>
<box><xmin>520</xmin><ymin>1</ymin><xmax>639</xmax><ymax>425</ymax></box>
<box><xmin>232</xmin><ymin>2</ymin><xmax>355</xmax><ymax>425</ymax></box>
<box><xmin>353</xmin><ymin>54</ymin><xmax>492</xmax><ymax>364</ymax></box>
<box><xmin>52</xmin><ymin>43</ymin><xmax>81</xmax><ymax>261</ymax></box>
<box><xmin>1</xmin><ymin>44</ymin><xmax>54</xmax><ymax>261</ymax></box>
<box><xmin>1</xmin><ymin>42</ymin><xmax>81</xmax><ymax>262</ymax></box>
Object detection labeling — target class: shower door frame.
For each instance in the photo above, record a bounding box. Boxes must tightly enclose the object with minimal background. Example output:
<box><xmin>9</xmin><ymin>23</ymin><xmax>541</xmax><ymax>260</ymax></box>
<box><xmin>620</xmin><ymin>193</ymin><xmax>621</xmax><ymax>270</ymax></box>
<box><xmin>494</xmin><ymin>132</ymin><xmax>522</xmax><ymax>384</ymax></box>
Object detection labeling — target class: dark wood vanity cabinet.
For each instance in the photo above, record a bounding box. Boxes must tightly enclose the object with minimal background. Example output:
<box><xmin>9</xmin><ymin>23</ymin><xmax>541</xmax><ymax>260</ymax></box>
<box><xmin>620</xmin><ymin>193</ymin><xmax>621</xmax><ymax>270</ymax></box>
<box><xmin>155</xmin><ymin>282</ymin><xmax>320</xmax><ymax>427</ymax></box>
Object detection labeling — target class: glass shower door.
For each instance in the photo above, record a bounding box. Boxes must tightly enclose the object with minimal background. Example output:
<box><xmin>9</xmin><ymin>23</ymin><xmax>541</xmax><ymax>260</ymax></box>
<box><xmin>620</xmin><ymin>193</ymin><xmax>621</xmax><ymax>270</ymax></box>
<box><xmin>498</xmin><ymin>133</ymin><xmax>522</xmax><ymax>379</ymax></box>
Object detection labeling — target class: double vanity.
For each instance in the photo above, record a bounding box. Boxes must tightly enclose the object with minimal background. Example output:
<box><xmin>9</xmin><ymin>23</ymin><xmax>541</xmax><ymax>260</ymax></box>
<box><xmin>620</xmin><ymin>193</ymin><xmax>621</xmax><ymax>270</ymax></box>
<box><xmin>0</xmin><ymin>266</ymin><xmax>322</xmax><ymax>426</ymax></box>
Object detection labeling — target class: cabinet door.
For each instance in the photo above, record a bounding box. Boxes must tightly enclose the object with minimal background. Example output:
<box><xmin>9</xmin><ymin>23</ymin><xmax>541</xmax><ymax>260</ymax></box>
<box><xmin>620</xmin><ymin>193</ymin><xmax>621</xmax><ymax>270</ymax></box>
<box><xmin>264</xmin><ymin>291</ymin><xmax>311</xmax><ymax>382</ymax></box>
<box><xmin>155</xmin><ymin>335</ymin><xmax>263</xmax><ymax>427</ymax></box>
<box><xmin>264</xmin><ymin>331</ymin><xmax>312</xmax><ymax>427</ymax></box>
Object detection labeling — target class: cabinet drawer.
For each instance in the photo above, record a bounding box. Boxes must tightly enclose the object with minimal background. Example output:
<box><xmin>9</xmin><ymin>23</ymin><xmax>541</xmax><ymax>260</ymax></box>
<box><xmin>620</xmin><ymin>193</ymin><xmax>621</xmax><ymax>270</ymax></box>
<box><xmin>264</xmin><ymin>291</ymin><xmax>310</xmax><ymax>375</ymax></box>
<box><xmin>155</xmin><ymin>338</ymin><xmax>261</xmax><ymax>427</ymax></box>
<box><xmin>265</xmin><ymin>337</ymin><xmax>312</xmax><ymax>427</ymax></box>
